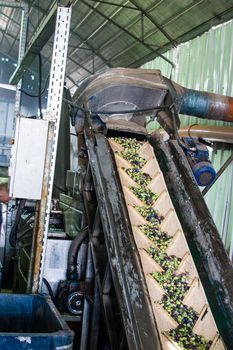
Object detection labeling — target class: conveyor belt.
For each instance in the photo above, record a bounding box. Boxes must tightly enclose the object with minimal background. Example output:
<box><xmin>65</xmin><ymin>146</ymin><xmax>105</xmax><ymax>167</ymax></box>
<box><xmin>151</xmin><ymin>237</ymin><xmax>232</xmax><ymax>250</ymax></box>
<box><xmin>109</xmin><ymin>137</ymin><xmax>225</xmax><ymax>350</ymax></box>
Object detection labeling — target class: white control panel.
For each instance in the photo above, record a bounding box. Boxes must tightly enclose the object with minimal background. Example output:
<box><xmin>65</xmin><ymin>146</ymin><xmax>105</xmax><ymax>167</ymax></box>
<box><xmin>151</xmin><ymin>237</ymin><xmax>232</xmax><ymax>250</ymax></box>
<box><xmin>9</xmin><ymin>117</ymin><xmax>49</xmax><ymax>200</ymax></box>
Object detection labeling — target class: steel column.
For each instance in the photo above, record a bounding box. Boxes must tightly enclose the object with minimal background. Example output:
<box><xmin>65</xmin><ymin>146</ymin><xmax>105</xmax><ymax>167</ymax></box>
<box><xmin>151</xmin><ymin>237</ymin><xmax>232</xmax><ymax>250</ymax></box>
<box><xmin>31</xmin><ymin>6</ymin><xmax>72</xmax><ymax>293</ymax></box>
<box><xmin>14</xmin><ymin>5</ymin><xmax>28</xmax><ymax>116</ymax></box>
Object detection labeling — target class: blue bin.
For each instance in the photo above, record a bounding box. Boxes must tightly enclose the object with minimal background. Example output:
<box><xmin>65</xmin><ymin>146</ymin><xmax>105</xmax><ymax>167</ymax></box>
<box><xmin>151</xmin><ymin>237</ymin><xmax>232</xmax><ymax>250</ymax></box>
<box><xmin>0</xmin><ymin>294</ymin><xmax>74</xmax><ymax>350</ymax></box>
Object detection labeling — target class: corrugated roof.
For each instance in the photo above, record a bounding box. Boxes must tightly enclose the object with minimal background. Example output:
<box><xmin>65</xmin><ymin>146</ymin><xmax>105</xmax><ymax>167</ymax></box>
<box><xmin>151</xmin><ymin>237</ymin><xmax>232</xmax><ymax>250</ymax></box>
<box><xmin>1</xmin><ymin>0</ymin><xmax>233</xmax><ymax>93</ymax></box>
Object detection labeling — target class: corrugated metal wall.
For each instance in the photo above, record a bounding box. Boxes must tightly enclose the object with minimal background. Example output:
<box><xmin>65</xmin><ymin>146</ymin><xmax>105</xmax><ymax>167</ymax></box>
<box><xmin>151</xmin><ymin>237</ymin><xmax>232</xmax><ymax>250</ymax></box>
<box><xmin>142</xmin><ymin>19</ymin><xmax>233</xmax><ymax>260</ymax></box>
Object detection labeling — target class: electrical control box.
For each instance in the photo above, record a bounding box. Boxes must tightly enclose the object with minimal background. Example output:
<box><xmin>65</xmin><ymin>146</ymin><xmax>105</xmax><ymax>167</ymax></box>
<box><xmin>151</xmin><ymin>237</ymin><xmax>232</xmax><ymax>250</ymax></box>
<box><xmin>41</xmin><ymin>239</ymin><xmax>72</xmax><ymax>295</ymax></box>
<box><xmin>9</xmin><ymin>117</ymin><xmax>49</xmax><ymax>200</ymax></box>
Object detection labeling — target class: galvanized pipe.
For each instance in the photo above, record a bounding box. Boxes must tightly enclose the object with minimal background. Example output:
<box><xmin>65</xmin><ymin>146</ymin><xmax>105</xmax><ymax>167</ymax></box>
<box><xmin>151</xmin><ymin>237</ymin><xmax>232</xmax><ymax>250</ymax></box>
<box><xmin>178</xmin><ymin>125</ymin><xmax>233</xmax><ymax>143</ymax></box>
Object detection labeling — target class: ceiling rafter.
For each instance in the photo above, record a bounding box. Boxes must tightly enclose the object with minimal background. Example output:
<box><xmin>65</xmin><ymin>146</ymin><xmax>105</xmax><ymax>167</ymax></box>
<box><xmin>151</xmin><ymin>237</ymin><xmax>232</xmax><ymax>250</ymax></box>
<box><xmin>128</xmin><ymin>4</ymin><xmax>233</xmax><ymax>69</ymax></box>
<box><xmin>87</xmin><ymin>0</ymin><xmax>137</xmax><ymax>10</ymax></box>
<box><xmin>66</xmin><ymin>56</ymin><xmax>95</xmax><ymax>78</ymax></box>
<box><xmin>2</xmin><ymin>0</ymin><xmax>233</xmax><ymax>93</ymax></box>
<box><xmin>70</xmin><ymin>30</ymin><xmax>112</xmax><ymax>67</ymax></box>
<box><xmin>88</xmin><ymin>0</ymin><xmax>172</xmax><ymax>62</ymax></box>
<box><xmin>86</xmin><ymin>0</ymin><xmax>176</xmax><ymax>47</ymax></box>
<box><xmin>0</xmin><ymin>26</ymin><xmax>17</xmax><ymax>43</ymax></box>
<box><xmin>22</xmin><ymin>0</ymin><xmax>111</xmax><ymax>69</ymax></box>
<box><xmin>70</xmin><ymin>1</ymin><xmax>124</xmax><ymax>59</ymax></box>
<box><xmin>44</xmin><ymin>40</ymin><xmax>93</xmax><ymax>76</ymax></box>
<box><xmin>80</xmin><ymin>0</ymin><xmax>155</xmax><ymax>51</ymax></box>
<box><xmin>11</xmin><ymin>0</ymin><xmax>40</xmax><ymax>54</ymax></box>
<box><xmin>5</xmin><ymin>13</ymin><xmax>23</xmax><ymax>58</ymax></box>
<box><xmin>0</xmin><ymin>7</ymin><xmax>20</xmax><ymax>28</ymax></box>
<box><xmin>71</xmin><ymin>2</ymin><xmax>99</xmax><ymax>31</ymax></box>
<box><xmin>0</xmin><ymin>31</ymin><xmax>12</xmax><ymax>52</ymax></box>
<box><xmin>128</xmin><ymin>0</ymin><xmax>177</xmax><ymax>47</ymax></box>
<box><xmin>101</xmin><ymin>0</ymin><xmax>208</xmax><ymax>66</ymax></box>
<box><xmin>129</xmin><ymin>0</ymin><xmax>205</xmax><ymax>45</ymax></box>
<box><xmin>80</xmin><ymin>0</ymin><xmax>174</xmax><ymax>66</ymax></box>
<box><xmin>68</xmin><ymin>55</ymin><xmax>93</xmax><ymax>75</ymax></box>
<box><xmin>65</xmin><ymin>73</ymin><xmax>78</xmax><ymax>88</ymax></box>
<box><xmin>0</xmin><ymin>8</ymin><xmax>16</xmax><ymax>55</ymax></box>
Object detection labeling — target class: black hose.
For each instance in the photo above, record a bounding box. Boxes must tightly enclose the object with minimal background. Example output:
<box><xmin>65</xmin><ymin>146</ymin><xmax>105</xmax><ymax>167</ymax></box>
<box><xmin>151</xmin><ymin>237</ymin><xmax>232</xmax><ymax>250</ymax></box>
<box><xmin>67</xmin><ymin>227</ymin><xmax>89</xmax><ymax>280</ymax></box>
<box><xmin>78</xmin><ymin>240</ymin><xmax>89</xmax><ymax>281</ymax></box>
<box><xmin>17</xmin><ymin>211</ymin><xmax>34</xmax><ymax>234</ymax></box>
<box><xmin>80</xmin><ymin>243</ymin><xmax>94</xmax><ymax>350</ymax></box>
<box><xmin>9</xmin><ymin>199</ymin><xmax>26</xmax><ymax>247</ymax></box>
<box><xmin>17</xmin><ymin>227</ymin><xmax>33</xmax><ymax>241</ymax></box>
<box><xmin>19</xmin><ymin>74</ymin><xmax>50</xmax><ymax>98</ymax></box>
<box><xmin>42</xmin><ymin>278</ymin><xmax>56</xmax><ymax>304</ymax></box>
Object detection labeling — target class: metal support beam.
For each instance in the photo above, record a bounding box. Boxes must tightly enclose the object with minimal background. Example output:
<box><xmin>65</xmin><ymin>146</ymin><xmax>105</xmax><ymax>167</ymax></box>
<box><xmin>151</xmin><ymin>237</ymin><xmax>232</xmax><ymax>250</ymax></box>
<box><xmin>202</xmin><ymin>152</ymin><xmax>233</xmax><ymax>196</ymax></box>
<box><xmin>128</xmin><ymin>0</ymin><xmax>177</xmax><ymax>47</ymax></box>
<box><xmin>87</xmin><ymin>0</ymin><xmax>137</xmax><ymax>10</ymax></box>
<box><xmin>15</xmin><ymin>4</ymin><xmax>28</xmax><ymax>115</ymax></box>
<box><xmin>0</xmin><ymin>1</ymin><xmax>27</xmax><ymax>10</ymax></box>
<box><xmin>9</xmin><ymin>1</ymin><xmax>58</xmax><ymax>85</ymax></box>
<box><xmin>0</xmin><ymin>1</ymin><xmax>29</xmax><ymax>114</ymax></box>
<box><xmin>31</xmin><ymin>6</ymin><xmax>72</xmax><ymax>293</ymax></box>
<box><xmin>80</xmin><ymin>0</ymin><xmax>175</xmax><ymax>67</ymax></box>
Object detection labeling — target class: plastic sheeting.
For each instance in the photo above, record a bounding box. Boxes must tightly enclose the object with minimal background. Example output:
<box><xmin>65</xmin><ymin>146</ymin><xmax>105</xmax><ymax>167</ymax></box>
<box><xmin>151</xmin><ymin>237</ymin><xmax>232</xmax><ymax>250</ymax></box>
<box><xmin>143</xmin><ymin>19</ymin><xmax>233</xmax><ymax>261</ymax></box>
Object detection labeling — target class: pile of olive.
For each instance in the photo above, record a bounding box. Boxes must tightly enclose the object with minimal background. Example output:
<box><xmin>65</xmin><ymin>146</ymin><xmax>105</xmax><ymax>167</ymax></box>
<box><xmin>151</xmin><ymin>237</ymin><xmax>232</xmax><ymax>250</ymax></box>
<box><xmin>125</xmin><ymin>168</ymin><xmax>151</xmax><ymax>186</ymax></box>
<box><xmin>113</xmin><ymin>137</ymin><xmax>146</xmax><ymax>169</ymax></box>
<box><xmin>148</xmin><ymin>247</ymin><xmax>181</xmax><ymax>272</ymax></box>
<box><xmin>152</xmin><ymin>272</ymin><xmax>189</xmax><ymax>300</ymax></box>
<box><xmin>130</xmin><ymin>186</ymin><xmax>158</xmax><ymax>205</ymax></box>
<box><xmin>112</xmin><ymin>137</ymin><xmax>142</xmax><ymax>152</ymax></box>
<box><xmin>140</xmin><ymin>224</ymin><xmax>172</xmax><ymax>251</ymax></box>
<box><xmin>134</xmin><ymin>205</ymin><xmax>163</xmax><ymax>223</ymax></box>
<box><xmin>169</xmin><ymin>325</ymin><xmax>212</xmax><ymax>349</ymax></box>
<box><xmin>162</xmin><ymin>294</ymin><xmax>198</xmax><ymax>328</ymax></box>
<box><xmin>119</xmin><ymin>150</ymin><xmax>147</xmax><ymax>168</ymax></box>
<box><xmin>112</xmin><ymin>137</ymin><xmax>211</xmax><ymax>349</ymax></box>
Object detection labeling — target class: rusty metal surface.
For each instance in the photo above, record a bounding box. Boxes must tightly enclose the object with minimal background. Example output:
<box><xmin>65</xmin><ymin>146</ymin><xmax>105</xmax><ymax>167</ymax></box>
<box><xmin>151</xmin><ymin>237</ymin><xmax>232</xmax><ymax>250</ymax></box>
<box><xmin>31</xmin><ymin>121</ymin><xmax>54</xmax><ymax>293</ymax></box>
<box><xmin>177</xmin><ymin>88</ymin><xmax>233</xmax><ymax>123</ymax></box>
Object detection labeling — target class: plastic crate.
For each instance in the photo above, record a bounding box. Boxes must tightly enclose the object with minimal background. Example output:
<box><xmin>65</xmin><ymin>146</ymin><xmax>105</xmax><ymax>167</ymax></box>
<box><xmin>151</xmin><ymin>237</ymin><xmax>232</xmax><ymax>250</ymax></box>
<box><xmin>0</xmin><ymin>293</ymin><xmax>74</xmax><ymax>350</ymax></box>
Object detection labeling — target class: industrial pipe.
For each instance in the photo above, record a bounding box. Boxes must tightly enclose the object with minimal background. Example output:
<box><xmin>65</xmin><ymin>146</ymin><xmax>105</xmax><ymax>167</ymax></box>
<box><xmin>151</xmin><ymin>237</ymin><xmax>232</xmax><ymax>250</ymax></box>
<box><xmin>178</xmin><ymin>125</ymin><xmax>233</xmax><ymax>143</ymax></box>
<box><xmin>165</xmin><ymin>78</ymin><xmax>233</xmax><ymax>123</ymax></box>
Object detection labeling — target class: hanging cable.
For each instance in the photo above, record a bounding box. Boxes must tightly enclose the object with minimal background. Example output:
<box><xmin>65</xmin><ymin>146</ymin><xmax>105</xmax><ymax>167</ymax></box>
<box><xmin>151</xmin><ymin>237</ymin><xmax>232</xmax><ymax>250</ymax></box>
<box><xmin>19</xmin><ymin>74</ymin><xmax>50</xmax><ymax>98</ymax></box>
<box><xmin>63</xmin><ymin>98</ymin><xmax>170</xmax><ymax>115</ymax></box>
<box><xmin>38</xmin><ymin>53</ymin><xmax>43</xmax><ymax>118</ymax></box>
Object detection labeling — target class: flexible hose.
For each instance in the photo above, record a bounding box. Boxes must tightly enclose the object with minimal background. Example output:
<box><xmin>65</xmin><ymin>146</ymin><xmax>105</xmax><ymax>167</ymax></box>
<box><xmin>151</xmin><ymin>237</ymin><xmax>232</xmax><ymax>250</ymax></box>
<box><xmin>67</xmin><ymin>226</ymin><xmax>89</xmax><ymax>280</ymax></box>
<box><xmin>9</xmin><ymin>199</ymin><xmax>26</xmax><ymax>247</ymax></box>
<box><xmin>42</xmin><ymin>278</ymin><xmax>56</xmax><ymax>304</ymax></box>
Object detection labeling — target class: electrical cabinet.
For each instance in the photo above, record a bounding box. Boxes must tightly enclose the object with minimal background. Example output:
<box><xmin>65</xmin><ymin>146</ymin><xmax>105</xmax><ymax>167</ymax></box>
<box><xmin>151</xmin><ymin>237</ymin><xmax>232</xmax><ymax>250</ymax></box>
<box><xmin>9</xmin><ymin>117</ymin><xmax>48</xmax><ymax>200</ymax></box>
